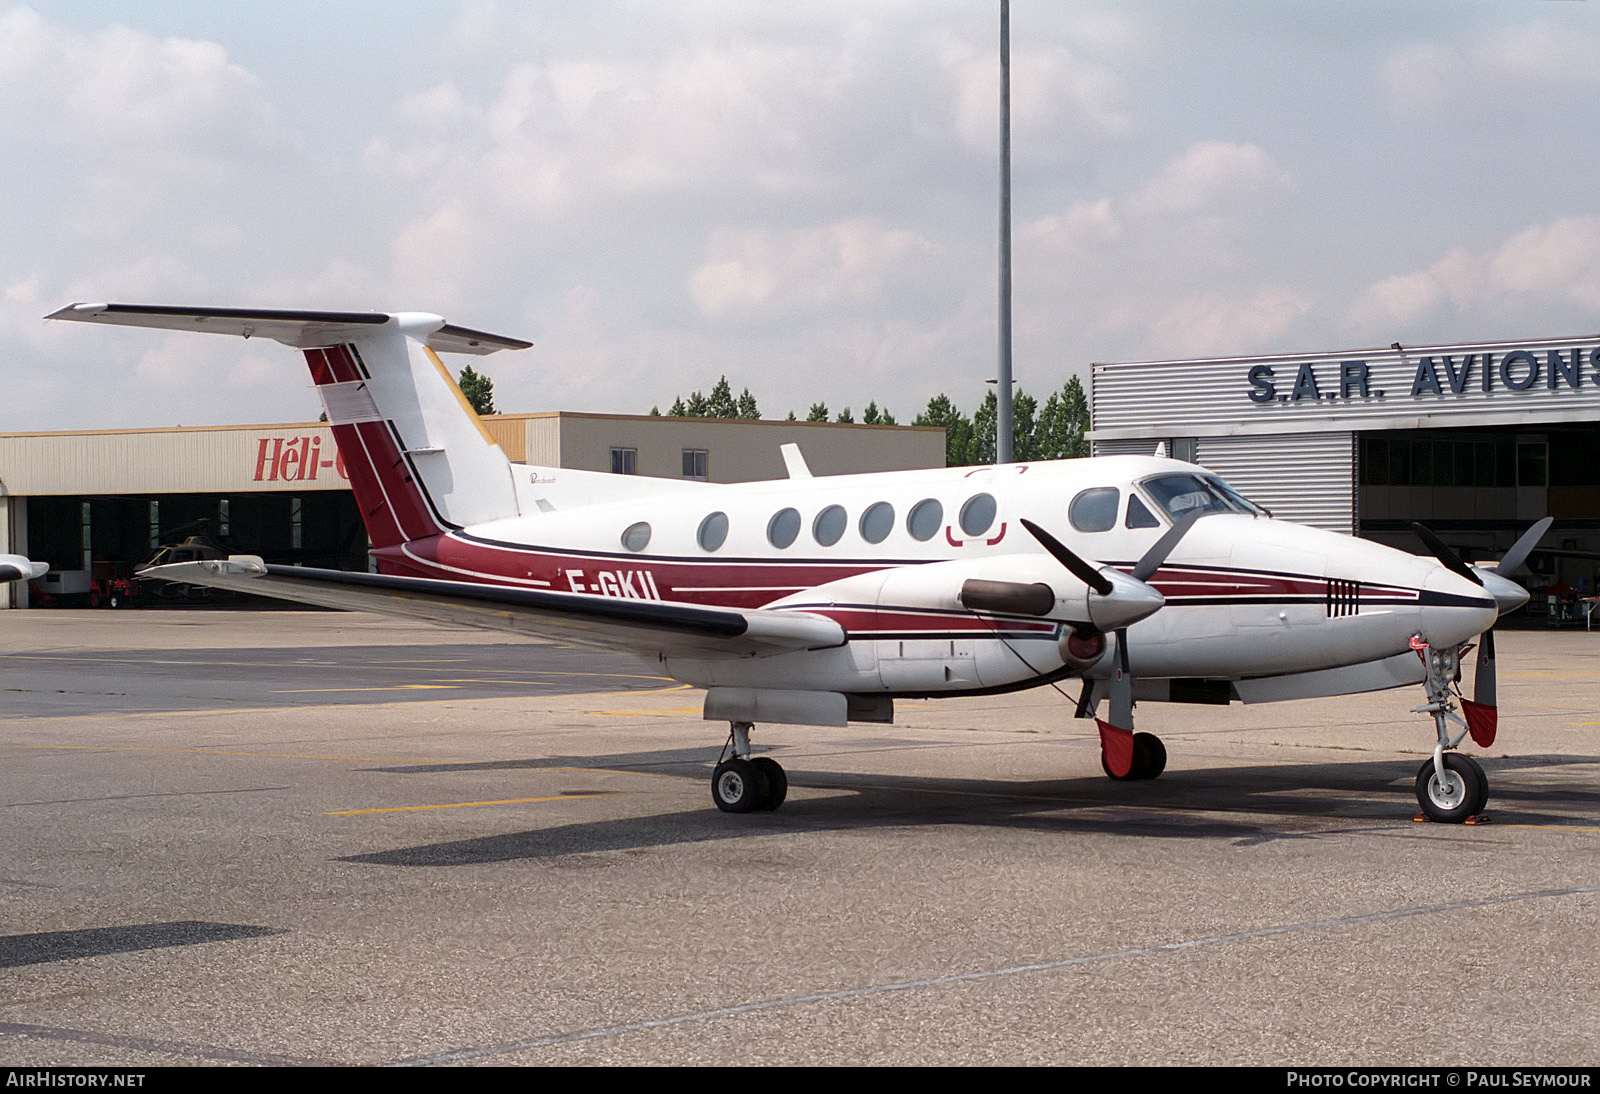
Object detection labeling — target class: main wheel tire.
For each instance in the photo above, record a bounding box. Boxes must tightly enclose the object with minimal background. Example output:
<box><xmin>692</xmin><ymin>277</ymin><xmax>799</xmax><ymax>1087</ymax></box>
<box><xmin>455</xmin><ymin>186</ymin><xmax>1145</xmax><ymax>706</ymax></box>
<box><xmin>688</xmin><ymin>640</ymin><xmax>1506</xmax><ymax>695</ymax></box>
<box><xmin>712</xmin><ymin>758</ymin><xmax>769</xmax><ymax>814</ymax></box>
<box><xmin>1415</xmin><ymin>754</ymin><xmax>1487</xmax><ymax>823</ymax></box>
<box><xmin>1132</xmin><ymin>733</ymin><xmax>1167</xmax><ymax>780</ymax></box>
<box><xmin>1457</xmin><ymin>754</ymin><xmax>1489</xmax><ymax>816</ymax></box>
<box><xmin>749</xmin><ymin>757</ymin><xmax>788</xmax><ymax>811</ymax></box>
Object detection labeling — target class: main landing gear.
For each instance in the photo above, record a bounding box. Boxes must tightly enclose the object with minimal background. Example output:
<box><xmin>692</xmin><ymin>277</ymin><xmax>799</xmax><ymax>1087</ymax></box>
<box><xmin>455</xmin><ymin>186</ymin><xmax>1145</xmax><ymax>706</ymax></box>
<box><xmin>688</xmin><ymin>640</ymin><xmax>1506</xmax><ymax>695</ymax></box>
<box><xmin>711</xmin><ymin>721</ymin><xmax>788</xmax><ymax>813</ymax></box>
<box><xmin>1411</xmin><ymin>641</ymin><xmax>1491</xmax><ymax>823</ymax></box>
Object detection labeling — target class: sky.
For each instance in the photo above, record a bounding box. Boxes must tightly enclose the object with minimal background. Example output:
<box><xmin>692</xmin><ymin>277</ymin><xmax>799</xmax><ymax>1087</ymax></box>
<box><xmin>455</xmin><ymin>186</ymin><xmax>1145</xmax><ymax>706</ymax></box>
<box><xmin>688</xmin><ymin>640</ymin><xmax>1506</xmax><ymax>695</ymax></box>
<box><xmin>4</xmin><ymin>0</ymin><xmax>1600</xmax><ymax>431</ymax></box>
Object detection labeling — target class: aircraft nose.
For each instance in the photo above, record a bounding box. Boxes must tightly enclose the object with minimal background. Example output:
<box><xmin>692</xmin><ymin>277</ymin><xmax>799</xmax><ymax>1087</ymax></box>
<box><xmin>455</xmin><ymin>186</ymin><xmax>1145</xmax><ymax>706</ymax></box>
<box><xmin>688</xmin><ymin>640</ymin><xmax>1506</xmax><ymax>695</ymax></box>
<box><xmin>1419</xmin><ymin>566</ymin><xmax>1499</xmax><ymax>647</ymax></box>
<box><xmin>1476</xmin><ymin>569</ymin><xmax>1531</xmax><ymax>616</ymax></box>
<box><xmin>1089</xmin><ymin>570</ymin><xmax>1166</xmax><ymax>632</ymax></box>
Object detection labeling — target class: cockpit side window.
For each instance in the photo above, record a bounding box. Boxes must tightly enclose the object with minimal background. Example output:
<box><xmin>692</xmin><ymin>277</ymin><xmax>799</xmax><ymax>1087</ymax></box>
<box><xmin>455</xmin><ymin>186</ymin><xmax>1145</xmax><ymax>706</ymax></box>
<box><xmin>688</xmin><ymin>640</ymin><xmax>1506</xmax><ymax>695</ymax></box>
<box><xmin>1125</xmin><ymin>494</ymin><xmax>1161</xmax><ymax>529</ymax></box>
<box><xmin>1068</xmin><ymin>487</ymin><xmax>1120</xmax><ymax>533</ymax></box>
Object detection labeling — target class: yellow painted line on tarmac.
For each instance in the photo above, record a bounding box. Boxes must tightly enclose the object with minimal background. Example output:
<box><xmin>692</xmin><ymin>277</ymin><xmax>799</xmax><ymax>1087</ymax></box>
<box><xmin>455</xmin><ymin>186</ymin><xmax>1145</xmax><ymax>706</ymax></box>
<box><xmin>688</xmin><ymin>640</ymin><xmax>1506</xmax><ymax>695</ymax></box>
<box><xmin>325</xmin><ymin>792</ymin><xmax>616</xmax><ymax>816</ymax></box>
<box><xmin>271</xmin><ymin>684</ymin><xmax>465</xmax><ymax>693</ymax></box>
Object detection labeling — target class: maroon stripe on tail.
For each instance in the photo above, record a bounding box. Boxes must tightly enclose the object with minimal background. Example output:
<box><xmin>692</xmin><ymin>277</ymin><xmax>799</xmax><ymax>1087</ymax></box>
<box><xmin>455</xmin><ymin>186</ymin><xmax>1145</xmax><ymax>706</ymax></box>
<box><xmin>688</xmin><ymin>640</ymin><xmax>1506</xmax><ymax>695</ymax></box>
<box><xmin>328</xmin><ymin>421</ymin><xmax>407</xmax><ymax>549</ymax></box>
<box><xmin>353</xmin><ymin>419</ymin><xmax>446</xmax><ymax>541</ymax></box>
<box><xmin>302</xmin><ymin>345</ymin><xmax>440</xmax><ymax>551</ymax></box>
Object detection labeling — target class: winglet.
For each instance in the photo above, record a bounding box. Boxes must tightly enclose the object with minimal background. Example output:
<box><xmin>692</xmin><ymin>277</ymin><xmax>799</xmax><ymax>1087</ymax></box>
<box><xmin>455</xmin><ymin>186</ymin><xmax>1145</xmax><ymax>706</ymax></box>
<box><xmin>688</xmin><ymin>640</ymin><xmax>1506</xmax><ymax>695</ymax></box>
<box><xmin>780</xmin><ymin>443</ymin><xmax>812</xmax><ymax>479</ymax></box>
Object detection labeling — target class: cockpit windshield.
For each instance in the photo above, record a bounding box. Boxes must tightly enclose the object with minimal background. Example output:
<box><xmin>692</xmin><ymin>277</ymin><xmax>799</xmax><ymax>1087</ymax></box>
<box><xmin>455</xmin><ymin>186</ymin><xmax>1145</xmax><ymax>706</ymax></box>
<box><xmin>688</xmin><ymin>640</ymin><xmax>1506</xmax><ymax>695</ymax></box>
<box><xmin>1139</xmin><ymin>473</ymin><xmax>1266</xmax><ymax>520</ymax></box>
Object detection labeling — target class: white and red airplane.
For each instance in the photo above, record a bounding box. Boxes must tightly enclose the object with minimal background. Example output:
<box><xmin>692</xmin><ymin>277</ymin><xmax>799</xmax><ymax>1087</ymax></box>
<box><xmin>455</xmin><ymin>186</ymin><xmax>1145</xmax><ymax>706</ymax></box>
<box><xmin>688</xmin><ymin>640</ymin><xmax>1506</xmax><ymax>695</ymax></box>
<box><xmin>48</xmin><ymin>303</ymin><xmax>1547</xmax><ymax>823</ymax></box>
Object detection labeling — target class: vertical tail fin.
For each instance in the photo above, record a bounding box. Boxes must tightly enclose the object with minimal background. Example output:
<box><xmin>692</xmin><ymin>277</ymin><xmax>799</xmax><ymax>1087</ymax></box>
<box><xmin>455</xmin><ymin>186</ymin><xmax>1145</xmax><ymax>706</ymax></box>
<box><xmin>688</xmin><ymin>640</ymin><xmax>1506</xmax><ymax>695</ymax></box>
<box><xmin>46</xmin><ymin>304</ymin><xmax>532</xmax><ymax>555</ymax></box>
<box><xmin>307</xmin><ymin>316</ymin><xmax>524</xmax><ymax>548</ymax></box>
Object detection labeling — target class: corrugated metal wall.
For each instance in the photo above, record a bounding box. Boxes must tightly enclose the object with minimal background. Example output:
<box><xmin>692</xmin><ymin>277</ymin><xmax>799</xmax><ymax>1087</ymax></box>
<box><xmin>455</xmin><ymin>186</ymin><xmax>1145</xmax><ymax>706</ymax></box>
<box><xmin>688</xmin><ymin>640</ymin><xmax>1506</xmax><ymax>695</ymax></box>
<box><xmin>1197</xmin><ymin>432</ymin><xmax>1354</xmax><ymax>532</ymax></box>
<box><xmin>1091</xmin><ymin>337</ymin><xmax>1600</xmax><ymax>441</ymax></box>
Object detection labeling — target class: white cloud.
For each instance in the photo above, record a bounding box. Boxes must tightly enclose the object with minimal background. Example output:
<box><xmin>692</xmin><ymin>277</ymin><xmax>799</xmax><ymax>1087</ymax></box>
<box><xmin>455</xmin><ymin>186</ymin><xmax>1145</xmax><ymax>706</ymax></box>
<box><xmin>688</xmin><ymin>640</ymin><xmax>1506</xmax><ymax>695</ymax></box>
<box><xmin>1349</xmin><ymin>217</ymin><xmax>1600</xmax><ymax>332</ymax></box>
<box><xmin>1127</xmin><ymin>141</ymin><xmax>1293</xmax><ymax>219</ymax></box>
<box><xmin>1384</xmin><ymin>21</ymin><xmax>1600</xmax><ymax>114</ymax></box>
<box><xmin>0</xmin><ymin>7</ymin><xmax>272</xmax><ymax>151</ymax></box>
<box><xmin>1138</xmin><ymin>287</ymin><xmax>1311</xmax><ymax>359</ymax></box>
<box><xmin>944</xmin><ymin>40</ymin><xmax>1131</xmax><ymax>157</ymax></box>
<box><xmin>690</xmin><ymin>219</ymin><xmax>936</xmax><ymax>318</ymax></box>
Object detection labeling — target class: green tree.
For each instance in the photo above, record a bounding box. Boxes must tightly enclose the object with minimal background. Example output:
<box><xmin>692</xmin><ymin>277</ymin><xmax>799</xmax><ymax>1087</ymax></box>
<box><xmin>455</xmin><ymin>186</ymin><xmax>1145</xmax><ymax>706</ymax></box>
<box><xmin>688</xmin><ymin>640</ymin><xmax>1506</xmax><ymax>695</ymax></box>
<box><xmin>835</xmin><ymin>407</ymin><xmax>855</xmax><ymax>423</ymax></box>
<box><xmin>1010</xmin><ymin>389</ymin><xmax>1039</xmax><ymax>462</ymax></box>
<box><xmin>707</xmin><ymin>376</ymin><xmax>738</xmax><ymax>418</ymax></box>
<box><xmin>862</xmin><ymin>400</ymin><xmax>897</xmax><ymax>426</ymax></box>
<box><xmin>785</xmin><ymin>409</ymin><xmax>797</xmax><ymax>421</ymax></box>
<box><xmin>668</xmin><ymin>396</ymin><xmax>687</xmax><ymax>417</ymax></box>
<box><xmin>914</xmin><ymin>394</ymin><xmax>973</xmax><ymax>467</ymax></box>
<box><xmin>736</xmin><ymin>387</ymin><xmax>760</xmax><ymax>419</ymax></box>
<box><xmin>685</xmin><ymin>391</ymin><xmax>711</xmax><ymax>416</ymax></box>
<box><xmin>969</xmin><ymin>389</ymin><xmax>998</xmax><ymax>466</ymax></box>
<box><xmin>1036</xmin><ymin>375</ymin><xmax>1090</xmax><ymax>459</ymax></box>
<box><xmin>457</xmin><ymin>364</ymin><xmax>495</xmax><ymax>416</ymax></box>
<box><xmin>805</xmin><ymin>402</ymin><xmax>830</xmax><ymax>422</ymax></box>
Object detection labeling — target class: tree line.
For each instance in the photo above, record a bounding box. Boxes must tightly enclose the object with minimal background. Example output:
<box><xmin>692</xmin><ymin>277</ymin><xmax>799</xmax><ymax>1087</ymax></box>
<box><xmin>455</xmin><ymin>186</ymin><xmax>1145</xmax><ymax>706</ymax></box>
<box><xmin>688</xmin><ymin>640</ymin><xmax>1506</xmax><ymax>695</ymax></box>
<box><xmin>651</xmin><ymin>374</ymin><xmax>1090</xmax><ymax>467</ymax></box>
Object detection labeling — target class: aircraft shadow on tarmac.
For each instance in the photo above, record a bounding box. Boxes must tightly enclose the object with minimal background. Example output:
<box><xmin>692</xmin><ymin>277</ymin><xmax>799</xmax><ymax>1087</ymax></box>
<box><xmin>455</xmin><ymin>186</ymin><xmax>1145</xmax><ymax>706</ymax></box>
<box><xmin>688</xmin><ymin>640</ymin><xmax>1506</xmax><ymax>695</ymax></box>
<box><xmin>340</xmin><ymin>750</ymin><xmax>1600</xmax><ymax>868</ymax></box>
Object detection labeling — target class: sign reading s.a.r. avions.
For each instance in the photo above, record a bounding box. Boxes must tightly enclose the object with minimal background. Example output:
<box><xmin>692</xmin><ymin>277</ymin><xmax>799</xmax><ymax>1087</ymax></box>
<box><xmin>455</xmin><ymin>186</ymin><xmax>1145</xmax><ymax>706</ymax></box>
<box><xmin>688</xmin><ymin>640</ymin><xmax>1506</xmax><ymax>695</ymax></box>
<box><xmin>1246</xmin><ymin>346</ymin><xmax>1600</xmax><ymax>404</ymax></box>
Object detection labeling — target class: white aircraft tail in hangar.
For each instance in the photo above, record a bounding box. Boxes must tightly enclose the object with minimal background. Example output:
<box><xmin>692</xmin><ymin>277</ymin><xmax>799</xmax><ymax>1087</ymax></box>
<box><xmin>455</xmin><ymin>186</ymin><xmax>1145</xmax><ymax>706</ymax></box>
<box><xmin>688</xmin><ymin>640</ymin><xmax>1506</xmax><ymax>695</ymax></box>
<box><xmin>48</xmin><ymin>302</ymin><xmax>1548</xmax><ymax>822</ymax></box>
<box><xmin>1</xmin><ymin>555</ymin><xmax>47</xmax><ymax>584</ymax></box>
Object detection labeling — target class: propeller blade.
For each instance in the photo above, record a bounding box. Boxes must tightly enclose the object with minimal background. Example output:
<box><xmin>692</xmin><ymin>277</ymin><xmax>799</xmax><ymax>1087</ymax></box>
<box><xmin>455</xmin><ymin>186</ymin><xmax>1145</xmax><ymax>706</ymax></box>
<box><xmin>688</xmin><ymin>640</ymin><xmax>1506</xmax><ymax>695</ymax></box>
<box><xmin>1411</xmin><ymin>522</ymin><xmax>1483</xmax><ymax>587</ymax></box>
<box><xmin>1108</xmin><ymin>630</ymin><xmax>1133</xmax><ymax>732</ymax></box>
<box><xmin>1131</xmin><ymin>508</ymin><xmax>1204</xmax><ymax>583</ymax></box>
<box><xmin>1474</xmin><ymin>627</ymin><xmax>1496</xmax><ymax>709</ymax></box>
<box><xmin>1494</xmin><ymin>516</ymin><xmax>1553</xmax><ymax>578</ymax></box>
<box><xmin>1020</xmin><ymin>518</ymin><xmax>1113</xmax><ymax>595</ymax></box>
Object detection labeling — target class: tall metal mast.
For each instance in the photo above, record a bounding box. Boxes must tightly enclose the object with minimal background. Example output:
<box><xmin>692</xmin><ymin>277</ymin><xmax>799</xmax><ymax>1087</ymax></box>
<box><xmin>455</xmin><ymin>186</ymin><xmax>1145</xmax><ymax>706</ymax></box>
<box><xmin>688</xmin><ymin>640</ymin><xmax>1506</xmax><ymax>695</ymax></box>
<box><xmin>996</xmin><ymin>0</ymin><xmax>1014</xmax><ymax>463</ymax></box>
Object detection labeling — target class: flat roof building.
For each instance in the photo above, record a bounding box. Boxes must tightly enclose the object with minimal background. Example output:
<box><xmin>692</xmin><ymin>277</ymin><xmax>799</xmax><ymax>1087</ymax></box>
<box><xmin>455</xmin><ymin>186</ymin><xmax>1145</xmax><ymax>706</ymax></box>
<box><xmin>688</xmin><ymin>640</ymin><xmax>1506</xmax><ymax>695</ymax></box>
<box><xmin>1</xmin><ymin>412</ymin><xmax>944</xmax><ymax>608</ymax></box>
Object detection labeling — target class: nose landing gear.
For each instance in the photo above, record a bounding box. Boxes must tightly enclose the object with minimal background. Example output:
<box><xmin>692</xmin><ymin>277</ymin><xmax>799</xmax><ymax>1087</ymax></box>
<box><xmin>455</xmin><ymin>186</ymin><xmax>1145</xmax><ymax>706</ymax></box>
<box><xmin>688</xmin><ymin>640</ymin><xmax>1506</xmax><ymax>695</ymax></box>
<box><xmin>1410</xmin><ymin>641</ymin><xmax>1491</xmax><ymax>823</ymax></box>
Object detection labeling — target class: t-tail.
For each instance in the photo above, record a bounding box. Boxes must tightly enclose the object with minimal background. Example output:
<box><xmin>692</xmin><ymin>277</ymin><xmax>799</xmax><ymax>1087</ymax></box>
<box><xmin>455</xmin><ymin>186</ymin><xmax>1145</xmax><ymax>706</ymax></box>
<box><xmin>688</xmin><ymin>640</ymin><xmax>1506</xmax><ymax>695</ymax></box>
<box><xmin>46</xmin><ymin>304</ymin><xmax>531</xmax><ymax>571</ymax></box>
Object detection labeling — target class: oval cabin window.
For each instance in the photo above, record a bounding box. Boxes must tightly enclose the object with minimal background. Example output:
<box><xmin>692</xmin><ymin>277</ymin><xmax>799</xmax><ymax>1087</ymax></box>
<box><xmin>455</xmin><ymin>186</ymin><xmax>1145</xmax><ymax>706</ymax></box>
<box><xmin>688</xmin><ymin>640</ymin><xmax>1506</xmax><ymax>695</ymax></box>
<box><xmin>813</xmin><ymin>505</ymin><xmax>847</xmax><ymax>547</ymax></box>
<box><xmin>906</xmin><ymin>498</ymin><xmax>943</xmax><ymax>542</ymax></box>
<box><xmin>959</xmin><ymin>493</ymin><xmax>997</xmax><ymax>537</ymax></box>
<box><xmin>859</xmin><ymin>502</ymin><xmax>894</xmax><ymax>544</ymax></box>
<box><xmin>697</xmin><ymin>512</ymin><xmax>729</xmax><ymax>552</ymax></box>
<box><xmin>767</xmin><ymin>508</ymin><xmax>801</xmax><ymax>549</ymax></box>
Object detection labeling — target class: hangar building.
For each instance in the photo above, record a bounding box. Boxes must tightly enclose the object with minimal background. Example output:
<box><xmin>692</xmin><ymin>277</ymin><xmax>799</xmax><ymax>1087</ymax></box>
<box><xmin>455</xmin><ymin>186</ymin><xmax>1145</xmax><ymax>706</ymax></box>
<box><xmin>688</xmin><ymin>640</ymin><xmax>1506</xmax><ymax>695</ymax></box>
<box><xmin>1090</xmin><ymin>334</ymin><xmax>1600</xmax><ymax>614</ymax></box>
<box><xmin>1</xmin><ymin>412</ymin><xmax>944</xmax><ymax>609</ymax></box>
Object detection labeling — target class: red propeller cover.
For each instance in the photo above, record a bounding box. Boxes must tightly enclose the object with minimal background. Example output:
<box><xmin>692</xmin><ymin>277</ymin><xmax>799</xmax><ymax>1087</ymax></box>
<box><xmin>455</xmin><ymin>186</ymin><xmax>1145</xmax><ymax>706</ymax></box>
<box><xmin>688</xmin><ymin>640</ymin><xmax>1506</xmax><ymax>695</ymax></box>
<box><xmin>1097</xmin><ymin>719</ymin><xmax>1135</xmax><ymax>777</ymax></box>
<box><xmin>1461</xmin><ymin>699</ymin><xmax>1497</xmax><ymax>748</ymax></box>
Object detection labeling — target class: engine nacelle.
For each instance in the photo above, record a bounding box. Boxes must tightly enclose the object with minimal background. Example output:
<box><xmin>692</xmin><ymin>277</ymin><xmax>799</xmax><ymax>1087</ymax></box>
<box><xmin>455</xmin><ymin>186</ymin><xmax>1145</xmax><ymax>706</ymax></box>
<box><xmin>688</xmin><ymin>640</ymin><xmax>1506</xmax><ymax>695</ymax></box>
<box><xmin>1059</xmin><ymin>627</ymin><xmax>1107</xmax><ymax>671</ymax></box>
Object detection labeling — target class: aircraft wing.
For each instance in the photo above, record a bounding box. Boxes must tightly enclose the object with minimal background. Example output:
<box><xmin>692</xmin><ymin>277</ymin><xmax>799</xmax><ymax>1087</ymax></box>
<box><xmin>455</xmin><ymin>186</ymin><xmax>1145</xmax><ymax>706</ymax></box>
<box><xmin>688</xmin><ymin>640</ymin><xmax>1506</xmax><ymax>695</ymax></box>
<box><xmin>138</xmin><ymin>558</ymin><xmax>845</xmax><ymax>658</ymax></box>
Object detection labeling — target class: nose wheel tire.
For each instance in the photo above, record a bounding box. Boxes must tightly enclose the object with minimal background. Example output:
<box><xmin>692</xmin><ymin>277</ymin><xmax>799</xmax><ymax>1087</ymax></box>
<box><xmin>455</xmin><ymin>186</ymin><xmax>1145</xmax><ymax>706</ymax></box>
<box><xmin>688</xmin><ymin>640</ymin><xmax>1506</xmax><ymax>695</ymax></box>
<box><xmin>712</xmin><ymin>757</ymin><xmax>788</xmax><ymax>813</ymax></box>
<box><xmin>1102</xmin><ymin>732</ymin><xmax>1167</xmax><ymax>781</ymax></box>
<box><xmin>1415</xmin><ymin>753</ymin><xmax>1488</xmax><ymax>823</ymax></box>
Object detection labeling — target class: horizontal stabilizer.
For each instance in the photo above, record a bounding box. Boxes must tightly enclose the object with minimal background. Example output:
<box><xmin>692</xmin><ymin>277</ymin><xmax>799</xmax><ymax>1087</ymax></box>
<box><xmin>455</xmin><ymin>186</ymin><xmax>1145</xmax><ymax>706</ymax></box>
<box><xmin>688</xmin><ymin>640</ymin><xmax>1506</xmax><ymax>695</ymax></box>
<box><xmin>138</xmin><ymin>559</ymin><xmax>846</xmax><ymax>658</ymax></box>
<box><xmin>0</xmin><ymin>555</ymin><xmax>48</xmax><ymax>583</ymax></box>
<box><xmin>46</xmin><ymin>303</ymin><xmax>531</xmax><ymax>355</ymax></box>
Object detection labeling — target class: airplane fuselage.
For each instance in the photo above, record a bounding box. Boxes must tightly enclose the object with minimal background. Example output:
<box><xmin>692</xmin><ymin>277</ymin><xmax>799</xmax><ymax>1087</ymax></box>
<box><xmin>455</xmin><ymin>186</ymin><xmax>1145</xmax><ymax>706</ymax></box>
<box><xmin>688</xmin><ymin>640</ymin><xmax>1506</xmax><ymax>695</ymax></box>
<box><xmin>369</xmin><ymin>454</ymin><xmax>1498</xmax><ymax>698</ymax></box>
